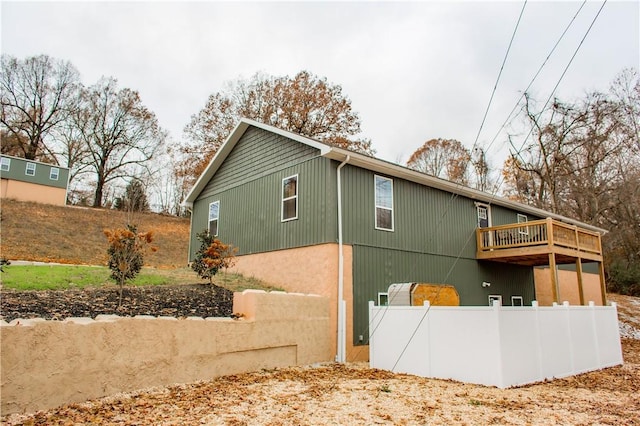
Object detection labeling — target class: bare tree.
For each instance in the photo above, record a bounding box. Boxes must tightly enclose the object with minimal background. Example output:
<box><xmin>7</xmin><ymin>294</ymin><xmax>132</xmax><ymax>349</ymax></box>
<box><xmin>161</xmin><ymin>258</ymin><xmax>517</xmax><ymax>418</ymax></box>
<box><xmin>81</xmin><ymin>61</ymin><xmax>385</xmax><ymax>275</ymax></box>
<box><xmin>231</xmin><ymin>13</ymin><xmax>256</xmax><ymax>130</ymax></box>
<box><xmin>75</xmin><ymin>77</ymin><xmax>166</xmax><ymax>207</ymax></box>
<box><xmin>0</xmin><ymin>54</ymin><xmax>80</xmax><ymax>161</ymax></box>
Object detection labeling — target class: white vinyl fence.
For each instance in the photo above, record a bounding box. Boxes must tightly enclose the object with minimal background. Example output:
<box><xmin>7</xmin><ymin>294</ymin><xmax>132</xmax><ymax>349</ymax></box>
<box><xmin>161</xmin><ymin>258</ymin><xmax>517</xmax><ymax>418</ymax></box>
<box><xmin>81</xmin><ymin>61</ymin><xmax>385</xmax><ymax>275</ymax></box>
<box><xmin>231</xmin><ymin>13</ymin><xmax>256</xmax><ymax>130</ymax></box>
<box><xmin>368</xmin><ymin>301</ymin><xmax>623</xmax><ymax>388</ymax></box>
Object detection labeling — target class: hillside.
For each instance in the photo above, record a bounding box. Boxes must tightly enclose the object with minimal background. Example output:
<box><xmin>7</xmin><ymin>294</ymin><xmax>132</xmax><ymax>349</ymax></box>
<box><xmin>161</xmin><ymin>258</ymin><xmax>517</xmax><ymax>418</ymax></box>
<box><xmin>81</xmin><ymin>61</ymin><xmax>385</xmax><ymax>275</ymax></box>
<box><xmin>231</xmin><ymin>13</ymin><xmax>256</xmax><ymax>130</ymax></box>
<box><xmin>0</xmin><ymin>199</ymin><xmax>190</xmax><ymax>268</ymax></box>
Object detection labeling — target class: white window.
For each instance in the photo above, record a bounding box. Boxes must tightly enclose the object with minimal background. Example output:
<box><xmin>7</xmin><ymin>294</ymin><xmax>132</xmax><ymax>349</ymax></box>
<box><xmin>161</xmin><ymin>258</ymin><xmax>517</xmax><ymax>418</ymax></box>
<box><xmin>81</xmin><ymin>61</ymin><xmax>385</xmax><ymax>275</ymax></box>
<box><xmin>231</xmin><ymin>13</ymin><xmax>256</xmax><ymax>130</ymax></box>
<box><xmin>375</xmin><ymin>175</ymin><xmax>394</xmax><ymax>231</ymax></box>
<box><xmin>1</xmin><ymin>157</ymin><xmax>10</xmax><ymax>172</ymax></box>
<box><xmin>488</xmin><ymin>295</ymin><xmax>502</xmax><ymax>307</ymax></box>
<box><xmin>281</xmin><ymin>174</ymin><xmax>298</xmax><ymax>222</ymax></box>
<box><xmin>50</xmin><ymin>167</ymin><xmax>60</xmax><ymax>181</ymax></box>
<box><xmin>25</xmin><ymin>162</ymin><xmax>36</xmax><ymax>176</ymax></box>
<box><xmin>511</xmin><ymin>296</ymin><xmax>524</xmax><ymax>306</ymax></box>
<box><xmin>517</xmin><ymin>213</ymin><xmax>528</xmax><ymax>235</ymax></box>
<box><xmin>208</xmin><ymin>201</ymin><xmax>220</xmax><ymax>236</ymax></box>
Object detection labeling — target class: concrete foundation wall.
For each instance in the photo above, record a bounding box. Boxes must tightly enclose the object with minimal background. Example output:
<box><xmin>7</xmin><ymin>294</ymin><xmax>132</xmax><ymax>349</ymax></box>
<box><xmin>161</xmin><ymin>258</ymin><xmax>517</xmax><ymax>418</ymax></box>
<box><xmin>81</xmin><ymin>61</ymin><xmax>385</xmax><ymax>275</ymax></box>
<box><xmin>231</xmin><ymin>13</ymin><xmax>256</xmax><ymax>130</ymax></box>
<box><xmin>229</xmin><ymin>243</ymin><xmax>364</xmax><ymax>361</ymax></box>
<box><xmin>1</xmin><ymin>179</ymin><xmax>67</xmax><ymax>206</ymax></box>
<box><xmin>534</xmin><ymin>268</ymin><xmax>603</xmax><ymax>306</ymax></box>
<box><xmin>0</xmin><ymin>290</ymin><xmax>331</xmax><ymax>415</ymax></box>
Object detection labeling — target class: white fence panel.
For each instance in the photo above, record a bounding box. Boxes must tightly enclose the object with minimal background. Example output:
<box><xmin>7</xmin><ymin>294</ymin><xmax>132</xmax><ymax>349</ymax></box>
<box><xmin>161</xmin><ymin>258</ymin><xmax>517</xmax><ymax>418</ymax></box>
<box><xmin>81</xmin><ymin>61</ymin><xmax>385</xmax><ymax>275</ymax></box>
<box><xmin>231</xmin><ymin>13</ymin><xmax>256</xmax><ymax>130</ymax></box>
<box><xmin>369</xmin><ymin>301</ymin><xmax>623</xmax><ymax>388</ymax></box>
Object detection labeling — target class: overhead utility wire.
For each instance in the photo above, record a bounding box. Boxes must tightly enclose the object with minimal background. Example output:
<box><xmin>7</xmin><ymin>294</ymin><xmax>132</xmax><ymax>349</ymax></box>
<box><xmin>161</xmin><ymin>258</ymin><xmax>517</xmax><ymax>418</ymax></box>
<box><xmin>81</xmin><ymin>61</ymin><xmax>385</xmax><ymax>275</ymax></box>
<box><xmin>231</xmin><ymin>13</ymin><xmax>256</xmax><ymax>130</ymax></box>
<box><xmin>482</xmin><ymin>0</ymin><xmax>587</xmax><ymax>156</ymax></box>
<box><xmin>388</xmin><ymin>0</ymin><xmax>608</xmax><ymax>373</ymax></box>
<box><xmin>508</xmin><ymin>0</ymin><xmax>608</xmax><ymax>166</ymax></box>
<box><xmin>371</xmin><ymin>1</ymin><xmax>529</xmax><ymax>370</ymax></box>
<box><xmin>470</xmin><ymin>0</ymin><xmax>528</xmax><ymax>152</ymax></box>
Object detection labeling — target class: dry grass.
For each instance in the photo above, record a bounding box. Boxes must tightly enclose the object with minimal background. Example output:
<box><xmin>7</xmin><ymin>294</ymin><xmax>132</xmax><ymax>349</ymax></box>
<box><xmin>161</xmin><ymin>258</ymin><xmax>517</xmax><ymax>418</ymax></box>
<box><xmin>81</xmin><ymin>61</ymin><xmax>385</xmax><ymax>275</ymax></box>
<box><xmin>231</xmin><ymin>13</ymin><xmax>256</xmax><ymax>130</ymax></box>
<box><xmin>0</xmin><ymin>199</ymin><xmax>189</xmax><ymax>268</ymax></box>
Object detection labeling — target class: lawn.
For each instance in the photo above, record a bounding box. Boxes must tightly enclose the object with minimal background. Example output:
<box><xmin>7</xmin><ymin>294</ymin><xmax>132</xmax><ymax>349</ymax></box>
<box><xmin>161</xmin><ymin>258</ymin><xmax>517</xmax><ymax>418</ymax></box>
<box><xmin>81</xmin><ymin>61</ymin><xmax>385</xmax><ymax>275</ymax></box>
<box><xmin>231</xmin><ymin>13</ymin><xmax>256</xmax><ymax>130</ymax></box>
<box><xmin>0</xmin><ymin>265</ymin><xmax>280</xmax><ymax>292</ymax></box>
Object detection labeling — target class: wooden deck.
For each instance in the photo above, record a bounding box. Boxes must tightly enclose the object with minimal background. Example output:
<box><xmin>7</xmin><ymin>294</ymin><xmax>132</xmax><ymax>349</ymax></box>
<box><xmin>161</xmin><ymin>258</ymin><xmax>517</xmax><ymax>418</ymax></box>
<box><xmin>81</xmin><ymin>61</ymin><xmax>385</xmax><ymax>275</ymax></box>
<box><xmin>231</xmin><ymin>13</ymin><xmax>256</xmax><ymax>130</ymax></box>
<box><xmin>476</xmin><ymin>218</ymin><xmax>603</xmax><ymax>266</ymax></box>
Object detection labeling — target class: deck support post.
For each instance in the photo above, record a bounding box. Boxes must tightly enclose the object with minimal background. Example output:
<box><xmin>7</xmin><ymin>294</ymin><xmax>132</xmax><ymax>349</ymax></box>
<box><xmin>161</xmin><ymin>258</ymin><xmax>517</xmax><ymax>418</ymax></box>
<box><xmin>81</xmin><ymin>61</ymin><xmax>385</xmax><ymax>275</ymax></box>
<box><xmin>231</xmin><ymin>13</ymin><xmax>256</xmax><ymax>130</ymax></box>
<box><xmin>576</xmin><ymin>258</ymin><xmax>585</xmax><ymax>305</ymax></box>
<box><xmin>549</xmin><ymin>253</ymin><xmax>559</xmax><ymax>304</ymax></box>
<box><xmin>598</xmin><ymin>261</ymin><xmax>607</xmax><ymax>306</ymax></box>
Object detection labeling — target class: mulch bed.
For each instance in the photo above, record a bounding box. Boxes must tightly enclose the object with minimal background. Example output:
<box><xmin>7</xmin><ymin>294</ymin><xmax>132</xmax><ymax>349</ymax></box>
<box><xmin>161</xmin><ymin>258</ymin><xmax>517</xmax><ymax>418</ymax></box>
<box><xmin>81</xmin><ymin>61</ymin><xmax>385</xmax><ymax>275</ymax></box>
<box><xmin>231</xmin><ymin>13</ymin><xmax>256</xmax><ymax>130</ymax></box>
<box><xmin>0</xmin><ymin>284</ymin><xmax>234</xmax><ymax>322</ymax></box>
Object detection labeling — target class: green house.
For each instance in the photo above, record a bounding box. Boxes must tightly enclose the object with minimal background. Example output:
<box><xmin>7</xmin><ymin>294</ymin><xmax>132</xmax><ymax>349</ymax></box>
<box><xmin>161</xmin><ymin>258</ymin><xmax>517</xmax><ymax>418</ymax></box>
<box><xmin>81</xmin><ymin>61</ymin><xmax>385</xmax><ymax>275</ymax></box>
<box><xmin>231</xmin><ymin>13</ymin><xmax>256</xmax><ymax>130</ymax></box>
<box><xmin>184</xmin><ymin>119</ymin><xmax>607</xmax><ymax>361</ymax></box>
<box><xmin>1</xmin><ymin>154</ymin><xmax>69</xmax><ymax>206</ymax></box>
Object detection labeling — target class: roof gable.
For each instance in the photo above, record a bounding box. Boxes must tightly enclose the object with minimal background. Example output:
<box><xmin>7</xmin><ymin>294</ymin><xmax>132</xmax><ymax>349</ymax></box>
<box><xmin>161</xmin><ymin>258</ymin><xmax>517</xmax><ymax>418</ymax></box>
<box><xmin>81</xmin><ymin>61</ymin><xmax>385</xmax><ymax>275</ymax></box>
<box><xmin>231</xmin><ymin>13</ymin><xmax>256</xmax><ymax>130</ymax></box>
<box><xmin>183</xmin><ymin>119</ymin><xmax>606</xmax><ymax>234</ymax></box>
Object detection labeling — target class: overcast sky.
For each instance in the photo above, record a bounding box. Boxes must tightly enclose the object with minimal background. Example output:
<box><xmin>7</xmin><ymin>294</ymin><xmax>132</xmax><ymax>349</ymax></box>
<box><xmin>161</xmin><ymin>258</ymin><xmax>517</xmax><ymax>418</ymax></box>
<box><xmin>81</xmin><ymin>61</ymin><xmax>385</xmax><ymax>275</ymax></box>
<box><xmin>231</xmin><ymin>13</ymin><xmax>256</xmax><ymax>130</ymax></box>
<box><xmin>2</xmin><ymin>1</ymin><xmax>638</xmax><ymax>168</ymax></box>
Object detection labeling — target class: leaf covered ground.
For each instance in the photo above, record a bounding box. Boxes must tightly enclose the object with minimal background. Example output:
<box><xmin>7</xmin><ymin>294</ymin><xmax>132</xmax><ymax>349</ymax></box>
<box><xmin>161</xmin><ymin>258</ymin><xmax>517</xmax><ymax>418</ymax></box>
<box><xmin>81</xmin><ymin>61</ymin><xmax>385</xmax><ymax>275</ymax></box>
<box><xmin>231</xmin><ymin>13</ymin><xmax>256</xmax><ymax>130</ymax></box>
<box><xmin>3</xmin><ymin>339</ymin><xmax>639</xmax><ymax>425</ymax></box>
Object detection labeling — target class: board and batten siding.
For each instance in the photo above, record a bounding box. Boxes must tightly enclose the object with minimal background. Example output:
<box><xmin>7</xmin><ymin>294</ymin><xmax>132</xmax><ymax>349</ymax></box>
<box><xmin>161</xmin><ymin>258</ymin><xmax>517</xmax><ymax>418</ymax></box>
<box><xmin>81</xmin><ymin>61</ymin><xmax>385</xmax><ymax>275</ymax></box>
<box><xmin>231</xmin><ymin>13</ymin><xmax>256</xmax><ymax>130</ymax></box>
<box><xmin>351</xmin><ymin>245</ymin><xmax>535</xmax><ymax>345</ymax></box>
<box><xmin>190</xmin><ymin>127</ymin><xmax>338</xmax><ymax>258</ymax></box>
<box><xmin>197</xmin><ymin>127</ymin><xmax>320</xmax><ymax>198</ymax></box>
<box><xmin>338</xmin><ymin>164</ymin><xmax>537</xmax><ymax>345</ymax></box>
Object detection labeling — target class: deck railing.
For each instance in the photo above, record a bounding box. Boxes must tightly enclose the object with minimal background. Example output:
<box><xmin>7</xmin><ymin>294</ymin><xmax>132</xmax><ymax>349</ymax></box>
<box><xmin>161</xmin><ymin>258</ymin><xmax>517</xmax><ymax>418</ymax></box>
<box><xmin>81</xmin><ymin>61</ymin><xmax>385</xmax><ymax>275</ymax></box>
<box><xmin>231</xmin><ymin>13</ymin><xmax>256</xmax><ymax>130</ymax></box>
<box><xmin>476</xmin><ymin>218</ymin><xmax>602</xmax><ymax>256</ymax></box>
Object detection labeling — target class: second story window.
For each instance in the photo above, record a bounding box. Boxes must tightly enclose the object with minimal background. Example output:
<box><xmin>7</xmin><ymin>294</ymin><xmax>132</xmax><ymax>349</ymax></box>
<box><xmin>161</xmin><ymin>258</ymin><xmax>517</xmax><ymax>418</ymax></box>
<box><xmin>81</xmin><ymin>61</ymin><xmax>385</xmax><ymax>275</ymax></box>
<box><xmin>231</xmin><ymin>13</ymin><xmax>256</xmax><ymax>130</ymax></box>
<box><xmin>375</xmin><ymin>175</ymin><xmax>394</xmax><ymax>231</ymax></box>
<box><xmin>25</xmin><ymin>162</ymin><xmax>36</xmax><ymax>176</ymax></box>
<box><xmin>208</xmin><ymin>201</ymin><xmax>220</xmax><ymax>236</ymax></box>
<box><xmin>1</xmin><ymin>157</ymin><xmax>10</xmax><ymax>172</ymax></box>
<box><xmin>50</xmin><ymin>167</ymin><xmax>60</xmax><ymax>181</ymax></box>
<box><xmin>281</xmin><ymin>175</ymin><xmax>298</xmax><ymax>222</ymax></box>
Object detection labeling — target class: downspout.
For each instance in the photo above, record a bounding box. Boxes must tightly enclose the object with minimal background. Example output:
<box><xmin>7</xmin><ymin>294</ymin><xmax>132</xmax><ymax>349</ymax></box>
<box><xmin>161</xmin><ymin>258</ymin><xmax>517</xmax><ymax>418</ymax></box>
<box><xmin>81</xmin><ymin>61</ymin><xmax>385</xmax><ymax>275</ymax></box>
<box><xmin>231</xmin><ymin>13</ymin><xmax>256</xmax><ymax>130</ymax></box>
<box><xmin>336</xmin><ymin>155</ymin><xmax>350</xmax><ymax>363</ymax></box>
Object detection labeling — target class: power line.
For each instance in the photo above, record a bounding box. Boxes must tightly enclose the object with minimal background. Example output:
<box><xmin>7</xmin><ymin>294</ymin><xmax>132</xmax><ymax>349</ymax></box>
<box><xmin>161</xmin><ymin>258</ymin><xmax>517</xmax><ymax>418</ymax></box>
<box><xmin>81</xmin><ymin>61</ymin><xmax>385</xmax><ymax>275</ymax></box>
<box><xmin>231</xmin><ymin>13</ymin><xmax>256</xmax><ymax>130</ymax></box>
<box><xmin>382</xmin><ymin>0</ymin><xmax>609</xmax><ymax>373</ymax></box>
<box><xmin>508</xmin><ymin>0</ymin><xmax>608</xmax><ymax>166</ymax></box>
<box><xmin>482</xmin><ymin>0</ymin><xmax>588</xmax><ymax>157</ymax></box>
<box><xmin>471</xmin><ymin>0</ymin><xmax>528</xmax><ymax>152</ymax></box>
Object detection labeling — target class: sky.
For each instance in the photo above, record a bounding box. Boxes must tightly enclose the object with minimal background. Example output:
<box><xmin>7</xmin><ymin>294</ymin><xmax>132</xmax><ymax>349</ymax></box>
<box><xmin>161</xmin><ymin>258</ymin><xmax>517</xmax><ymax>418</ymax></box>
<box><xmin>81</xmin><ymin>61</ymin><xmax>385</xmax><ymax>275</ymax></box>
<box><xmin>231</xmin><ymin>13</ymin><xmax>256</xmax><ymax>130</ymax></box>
<box><xmin>1</xmin><ymin>1</ymin><xmax>638</xmax><ymax>169</ymax></box>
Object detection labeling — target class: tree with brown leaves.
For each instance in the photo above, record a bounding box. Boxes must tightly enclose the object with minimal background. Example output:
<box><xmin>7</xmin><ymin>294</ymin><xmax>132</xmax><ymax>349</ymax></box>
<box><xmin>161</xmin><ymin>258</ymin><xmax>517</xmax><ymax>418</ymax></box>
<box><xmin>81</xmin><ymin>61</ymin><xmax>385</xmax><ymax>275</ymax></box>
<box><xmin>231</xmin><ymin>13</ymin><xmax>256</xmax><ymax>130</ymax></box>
<box><xmin>406</xmin><ymin>138</ymin><xmax>471</xmax><ymax>185</ymax></box>
<box><xmin>178</xmin><ymin>71</ymin><xmax>373</xmax><ymax>184</ymax></box>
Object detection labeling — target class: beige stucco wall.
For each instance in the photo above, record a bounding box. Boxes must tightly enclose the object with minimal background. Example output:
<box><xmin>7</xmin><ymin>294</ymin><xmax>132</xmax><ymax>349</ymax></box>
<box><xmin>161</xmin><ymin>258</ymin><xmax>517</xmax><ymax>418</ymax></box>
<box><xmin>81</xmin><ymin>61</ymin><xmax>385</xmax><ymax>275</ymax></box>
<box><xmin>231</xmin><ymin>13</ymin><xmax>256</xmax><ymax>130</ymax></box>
<box><xmin>0</xmin><ymin>290</ymin><xmax>331</xmax><ymax>415</ymax></box>
<box><xmin>1</xmin><ymin>179</ymin><xmax>67</xmax><ymax>206</ymax></box>
<box><xmin>229</xmin><ymin>243</ymin><xmax>366</xmax><ymax>361</ymax></box>
<box><xmin>534</xmin><ymin>268</ymin><xmax>604</xmax><ymax>306</ymax></box>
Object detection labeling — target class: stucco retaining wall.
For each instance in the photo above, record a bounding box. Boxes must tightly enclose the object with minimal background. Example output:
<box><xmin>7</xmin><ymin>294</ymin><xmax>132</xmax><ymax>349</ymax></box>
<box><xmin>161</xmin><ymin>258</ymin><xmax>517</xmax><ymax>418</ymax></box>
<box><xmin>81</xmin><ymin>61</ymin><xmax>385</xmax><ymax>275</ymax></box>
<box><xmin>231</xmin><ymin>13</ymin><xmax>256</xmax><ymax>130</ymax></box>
<box><xmin>0</xmin><ymin>290</ymin><xmax>331</xmax><ymax>415</ymax></box>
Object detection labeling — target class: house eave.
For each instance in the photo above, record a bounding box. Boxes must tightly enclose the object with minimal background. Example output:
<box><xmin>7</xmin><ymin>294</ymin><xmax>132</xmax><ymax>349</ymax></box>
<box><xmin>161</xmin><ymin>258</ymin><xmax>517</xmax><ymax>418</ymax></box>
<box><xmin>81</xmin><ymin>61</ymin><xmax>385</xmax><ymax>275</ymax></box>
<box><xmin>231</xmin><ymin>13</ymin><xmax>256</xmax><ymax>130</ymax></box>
<box><xmin>322</xmin><ymin>148</ymin><xmax>608</xmax><ymax>235</ymax></box>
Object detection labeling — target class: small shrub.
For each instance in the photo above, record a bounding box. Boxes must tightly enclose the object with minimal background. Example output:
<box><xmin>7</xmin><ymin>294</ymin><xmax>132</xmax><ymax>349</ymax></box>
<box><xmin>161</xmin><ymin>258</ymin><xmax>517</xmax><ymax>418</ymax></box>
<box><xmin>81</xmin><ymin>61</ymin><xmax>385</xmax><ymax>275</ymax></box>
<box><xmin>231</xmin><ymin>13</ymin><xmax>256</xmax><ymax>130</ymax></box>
<box><xmin>104</xmin><ymin>224</ymin><xmax>156</xmax><ymax>306</ymax></box>
<box><xmin>607</xmin><ymin>261</ymin><xmax>640</xmax><ymax>296</ymax></box>
<box><xmin>0</xmin><ymin>257</ymin><xmax>10</xmax><ymax>272</ymax></box>
<box><xmin>191</xmin><ymin>230</ymin><xmax>238</xmax><ymax>284</ymax></box>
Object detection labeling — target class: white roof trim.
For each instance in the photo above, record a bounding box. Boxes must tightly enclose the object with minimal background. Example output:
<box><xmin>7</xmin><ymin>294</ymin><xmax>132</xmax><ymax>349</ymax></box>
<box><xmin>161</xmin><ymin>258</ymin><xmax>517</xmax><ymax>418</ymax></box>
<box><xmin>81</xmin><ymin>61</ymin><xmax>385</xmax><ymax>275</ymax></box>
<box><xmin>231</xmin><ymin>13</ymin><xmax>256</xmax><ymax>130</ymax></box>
<box><xmin>183</xmin><ymin>118</ymin><xmax>330</xmax><ymax>206</ymax></box>
<box><xmin>183</xmin><ymin>119</ymin><xmax>606</xmax><ymax>234</ymax></box>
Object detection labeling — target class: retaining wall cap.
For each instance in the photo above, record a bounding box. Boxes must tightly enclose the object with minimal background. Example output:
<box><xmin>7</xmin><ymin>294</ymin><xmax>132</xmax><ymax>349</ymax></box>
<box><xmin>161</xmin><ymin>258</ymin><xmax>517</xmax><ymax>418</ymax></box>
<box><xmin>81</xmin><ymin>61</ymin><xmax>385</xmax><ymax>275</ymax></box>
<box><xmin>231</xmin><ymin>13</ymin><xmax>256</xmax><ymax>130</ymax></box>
<box><xmin>241</xmin><ymin>289</ymin><xmax>267</xmax><ymax>295</ymax></box>
<box><xmin>65</xmin><ymin>317</ymin><xmax>95</xmax><ymax>324</ymax></box>
<box><xmin>205</xmin><ymin>317</ymin><xmax>232</xmax><ymax>322</ymax></box>
<box><xmin>186</xmin><ymin>317</ymin><xmax>205</xmax><ymax>321</ymax></box>
<box><xmin>8</xmin><ymin>318</ymin><xmax>46</xmax><ymax>326</ymax></box>
<box><xmin>134</xmin><ymin>315</ymin><xmax>156</xmax><ymax>320</ymax></box>
<box><xmin>157</xmin><ymin>316</ymin><xmax>178</xmax><ymax>321</ymax></box>
<box><xmin>95</xmin><ymin>315</ymin><xmax>122</xmax><ymax>322</ymax></box>
<box><xmin>0</xmin><ymin>320</ymin><xmax>9</xmax><ymax>326</ymax></box>
<box><xmin>270</xmin><ymin>291</ymin><xmax>288</xmax><ymax>295</ymax></box>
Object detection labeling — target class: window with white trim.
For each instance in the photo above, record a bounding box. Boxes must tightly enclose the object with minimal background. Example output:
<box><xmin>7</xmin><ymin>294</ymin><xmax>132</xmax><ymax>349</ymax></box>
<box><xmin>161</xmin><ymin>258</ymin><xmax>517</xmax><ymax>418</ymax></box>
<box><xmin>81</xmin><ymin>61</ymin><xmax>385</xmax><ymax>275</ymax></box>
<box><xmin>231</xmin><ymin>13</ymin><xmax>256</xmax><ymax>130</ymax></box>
<box><xmin>517</xmin><ymin>213</ymin><xmax>528</xmax><ymax>235</ymax></box>
<box><xmin>281</xmin><ymin>174</ymin><xmax>298</xmax><ymax>222</ymax></box>
<box><xmin>488</xmin><ymin>295</ymin><xmax>502</xmax><ymax>306</ymax></box>
<box><xmin>375</xmin><ymin>175</ymin><xmax>393</xmax><ymax>231</ymax></box>
<box><xmin>50</xmin><ymin>167</ymin><xmax>60</xmax><ymax>181</ymax></box>
<box><xmin>25</xmin><ymin>162</ymin><xmax>36</xmax><ymax>176</ymax></box>
<box><xmin>208</xmin><ymin>200</ymin><xmax>220</xmax><ymax>236</ymax></box>
<box><xmin>1</xmin><ymin>157</ymin><xmax>10</xmax><ymax>172</ymax></box>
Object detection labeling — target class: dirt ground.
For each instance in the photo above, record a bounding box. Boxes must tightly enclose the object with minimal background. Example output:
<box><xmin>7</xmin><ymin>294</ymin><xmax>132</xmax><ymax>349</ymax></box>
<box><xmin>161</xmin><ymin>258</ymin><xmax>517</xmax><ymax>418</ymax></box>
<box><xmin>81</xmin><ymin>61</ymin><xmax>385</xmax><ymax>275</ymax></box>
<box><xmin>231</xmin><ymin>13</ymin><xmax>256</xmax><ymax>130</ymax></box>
<box><xmin>2</xmin><ymin>339</ymin><xmax>638</xmax><ymax>425</ymax></box>
<box><xmin>3</xmin><ymin>294</ymin><xmax>639</xmax><ymax>425</ymax></box>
